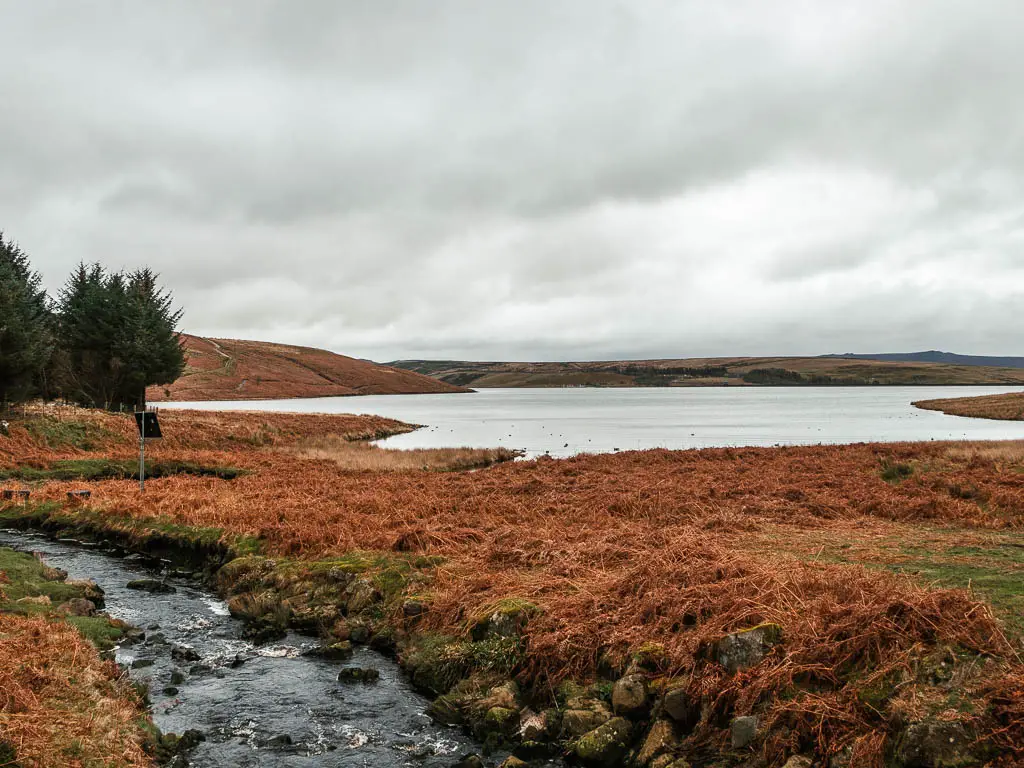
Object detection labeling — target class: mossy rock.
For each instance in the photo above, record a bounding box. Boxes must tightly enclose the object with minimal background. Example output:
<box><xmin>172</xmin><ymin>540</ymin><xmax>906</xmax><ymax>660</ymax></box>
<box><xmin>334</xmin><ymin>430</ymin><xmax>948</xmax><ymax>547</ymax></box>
<box><xmin>482</xmin><ymin>706</ymin><xmax>519</xmax><ymax>737</ymax></box>
<box><xmin>573</xmin><ymin>717</ymin><xmax>634</xmax><ymax>767</ymax></box>
<box><xmin>470</xmin><ymin>598</ymin><xmax>539</xmax><ymax>641</ymax></box>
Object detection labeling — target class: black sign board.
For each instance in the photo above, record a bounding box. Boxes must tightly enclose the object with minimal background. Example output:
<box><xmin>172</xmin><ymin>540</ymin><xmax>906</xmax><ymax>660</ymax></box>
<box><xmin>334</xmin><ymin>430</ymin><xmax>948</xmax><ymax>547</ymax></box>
<box><xmin>134</xmin><ymin>411</ymin><xmax>162</xmax><ymax>439</ymax></box>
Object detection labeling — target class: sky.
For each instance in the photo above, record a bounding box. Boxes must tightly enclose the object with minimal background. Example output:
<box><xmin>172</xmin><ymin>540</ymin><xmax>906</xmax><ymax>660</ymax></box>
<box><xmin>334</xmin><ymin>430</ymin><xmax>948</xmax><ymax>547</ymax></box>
<box><xmin>2</xmin><ymin>1</ymin><xmax>1022</xmax><ymax>362</ymax></box>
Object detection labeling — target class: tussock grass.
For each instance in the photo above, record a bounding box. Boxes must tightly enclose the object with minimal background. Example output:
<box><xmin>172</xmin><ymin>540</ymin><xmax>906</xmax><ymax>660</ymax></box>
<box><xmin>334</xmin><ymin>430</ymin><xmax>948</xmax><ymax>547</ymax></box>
<box><xmin>944</xmin><ymin>440</ymin><xmax>1024</xmax><ymax>464</ymax></box>
<box><xmin>288</xmin><ymin>434</ymin><xmax>521</xmax><ymax>472</ymax></box>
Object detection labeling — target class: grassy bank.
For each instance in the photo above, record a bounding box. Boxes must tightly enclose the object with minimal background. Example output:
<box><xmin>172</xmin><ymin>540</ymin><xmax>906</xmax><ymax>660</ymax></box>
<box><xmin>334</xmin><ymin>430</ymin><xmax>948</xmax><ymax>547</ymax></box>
<box><xmin>0</xmin><ymin>546</ymin><xmax>153</xmax><ymax>767</ymax></box>
<box><xmin>915</xmin><ymin>391</ymin><xmax>1024</xmax><ymax>421</ymax></box>
<box><xmin>3</xmin><ymin>406</ymin><xmax>1024</xmax><ymax>766</ymax></box>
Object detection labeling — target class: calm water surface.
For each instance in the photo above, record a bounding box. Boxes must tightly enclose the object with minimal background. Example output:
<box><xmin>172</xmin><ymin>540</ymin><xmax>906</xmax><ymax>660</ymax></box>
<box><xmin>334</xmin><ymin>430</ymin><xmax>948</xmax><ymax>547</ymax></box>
<box><xmin>160</xmin><ymin>386</ymin><xmax>1024</xmax><ymax>458</ymax></box>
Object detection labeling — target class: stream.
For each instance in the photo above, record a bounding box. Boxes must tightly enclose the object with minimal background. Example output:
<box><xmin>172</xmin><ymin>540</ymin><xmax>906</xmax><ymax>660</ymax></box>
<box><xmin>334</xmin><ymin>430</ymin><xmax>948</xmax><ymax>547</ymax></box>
<box><xmin>0</xmin><ymin>530</ymin><xmax>530</xmax><ymax>768</ymax></box>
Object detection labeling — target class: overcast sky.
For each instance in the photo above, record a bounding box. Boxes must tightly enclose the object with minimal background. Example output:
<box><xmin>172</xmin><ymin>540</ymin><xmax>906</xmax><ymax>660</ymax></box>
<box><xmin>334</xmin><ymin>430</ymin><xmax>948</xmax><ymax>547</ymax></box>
<box><xmin>2</xmin><ymin>1</ymin><xmax>1022</xmax><ymax>361</ymax></box>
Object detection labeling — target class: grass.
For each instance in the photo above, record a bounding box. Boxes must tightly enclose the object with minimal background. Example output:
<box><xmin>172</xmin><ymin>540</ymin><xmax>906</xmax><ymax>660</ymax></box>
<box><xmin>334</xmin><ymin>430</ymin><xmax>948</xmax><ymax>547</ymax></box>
<box><xmin>0</xmin><ymin>457</ymin><xmax>245</xmax><ymax>482</ymax></box>
<box><xmin>0</xmin><ymin>546</ymin><xmax>132</xmax><ymax>651</ymax></box>
<box><xmin>0</xmin><ymin>546</ymin><xmax>154</xmax><ymax>766</ymax></box>
<box><xmin>287</xmin><ymin>434</ymin><xmax>521</xmax><ymax>471</ymax></box>
<box><xmin>22</xmin><ymin>414</ymin><xmax>115</xmax><ymax>451</ymax></box>
<box><xmin>915</xmin><ymin>392</ymin><xmax>1024</xmax><ymax>421</ymax></box>
<box><xmin>0</xmin><ymin>614</ymin><xmax>152</xmax><ymax>767</ymax></box>
<box><xmin>886</xmin><ymin>544</ymin><xmax>1024</xmax><ymax>635</ymax></box>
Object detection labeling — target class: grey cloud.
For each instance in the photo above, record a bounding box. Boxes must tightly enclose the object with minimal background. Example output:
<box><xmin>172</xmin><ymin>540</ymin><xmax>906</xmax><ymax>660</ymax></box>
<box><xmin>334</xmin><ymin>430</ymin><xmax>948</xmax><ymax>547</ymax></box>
<box><xmin>1</xmin><ymin>0</ymin><xmax>1022</xmax><ymax>360</ymax></box>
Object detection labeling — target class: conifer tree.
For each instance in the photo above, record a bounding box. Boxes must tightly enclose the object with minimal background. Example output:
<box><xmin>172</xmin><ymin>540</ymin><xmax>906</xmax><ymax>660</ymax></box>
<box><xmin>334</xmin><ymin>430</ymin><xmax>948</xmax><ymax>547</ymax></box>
<box><xmin>0</xmin><ymin>233</ymin><xmax>52</xmax><ymax>408</ymax></box>
<box><xmin>57</xmin><ymin>264</ymin><xmax>185</xmax><ymax>410</ymax></box>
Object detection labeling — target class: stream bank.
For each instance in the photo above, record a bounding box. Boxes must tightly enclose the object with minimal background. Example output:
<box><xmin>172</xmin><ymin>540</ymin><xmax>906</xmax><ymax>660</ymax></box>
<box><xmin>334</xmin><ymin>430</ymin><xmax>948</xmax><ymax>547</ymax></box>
<box><xmin>1</xmin><ymin>503</ymin><xmax>993</xmax><ymax>768</ymax></box>
<box><xmin>0</xmin><ymin>528</ymin><xmax>519</xmax><ymax>767</ymax></box>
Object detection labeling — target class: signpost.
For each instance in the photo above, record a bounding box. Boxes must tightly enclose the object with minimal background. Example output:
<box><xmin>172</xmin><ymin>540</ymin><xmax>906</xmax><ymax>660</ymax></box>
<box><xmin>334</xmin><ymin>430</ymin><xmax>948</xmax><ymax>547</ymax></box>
<box><xmin>133</xmin><ymin>411</ymin><xmax>162</xmax><ymax>492</ymax></box>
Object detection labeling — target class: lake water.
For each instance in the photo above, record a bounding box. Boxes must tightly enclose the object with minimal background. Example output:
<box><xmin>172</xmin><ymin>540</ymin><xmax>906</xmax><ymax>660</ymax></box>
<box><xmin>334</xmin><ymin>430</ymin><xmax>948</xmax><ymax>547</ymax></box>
<box><xmin>158</xmin><ymin>386</ymin><xmax>1024</xmax><ymax>458</ymax></box>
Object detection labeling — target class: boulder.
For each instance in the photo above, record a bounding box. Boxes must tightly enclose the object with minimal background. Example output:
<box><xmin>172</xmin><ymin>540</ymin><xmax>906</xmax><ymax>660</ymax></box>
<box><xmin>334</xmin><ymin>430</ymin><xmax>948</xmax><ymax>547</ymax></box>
<box><xmin>126</xmin><ymin>579</ymin><xmax>176</xmax><ymax>594</ymax></box>
<box><xmin>498</xmin><ymin>758</ymin><xmax>528</xmax><ymax>768</ymax></box>
<box><xmin>57</xmin><ymin>598</ymin><xmax>96</xmax><ymax>616</ymax></box>
<box><xmin>895</xmin><ymin>721</ymin><xmax>979</xmax><ymax>767</ymax></box>
<box><xmin>307</xmin><ymin>641</ymin><xmax>354</xmax><ymax>661</ymax></box>
<box><xmin>403</xmin><ymin>599</ymin><xmax>428</xmax><ymax>618</ymax></box>
<box><xmin>348</xmin><ymin>620</ymin><xmax>371</xmax><ymax>643</ymax></box>
<box><xmin>242</xmin><ymin>620</ymin><xmax>286</xmax><ymax>645</ymax></box>
<box><xmin>716</xmin><ymin>623</ymin><xmax>782</xmax><ymax>673</ymax></box>
<box><xmin>171</xmin><ymin>644</ymin><xmax>201</xmax><ymax>662</ymax></box>
<box><xmin>782</xmin><ymin>758</ymin><xmax>813</xmax><ymax>768</ymax></box>
<box><xmin>612</xmin><ymin>673</ymin><xmax>649</xmax><ymax>717</ymax></box>
<box><xmin>635</xmin><ymin>719</ymin><xmax>679</xmax><ymax>766</ymax></box>
<box><xmin>337</xmin><ymin>667</ymin><xmax>380</xmax><ymax>683</ymax></box>
<box><xmin>480</xmin><ymin>680</ymin><xmax>520</xmax><ymax>712</ymax></box>
<box><xmin>661</xmin><ymin>684</ymin><xmax>697</xmax><ymax>728</ymax></box>
<box><xmin>67</xmin><ymin>579</ymin><xmax>105</xmax><ymax>607</ymax></box>
<box><xmin>573</xmin><ymin>717</ymin><xmax>634</xmax><ymax>767</ymax></box>
<box><xmin>561</xmin><ymin>701</ymin><xmax>612</xmax><ymax>738</ymax></box>
<box><xmin>451</xmin><ymin>755</ymin><xmax>486</xmax><ymax>768</ymax></box>
<box><xmin>730</xmin><ymin>715</ymin><xmax>758</xmax><ymax>750</ymax></box>
<box><xmin>483</xmin><ymin>705</ymin><xmax>519</xmax><ymax>736</ymax></box>
<box><xmin>518</xmin><ymin>708</ymin><xmax>548</xmax><ymax>741</ymax></box>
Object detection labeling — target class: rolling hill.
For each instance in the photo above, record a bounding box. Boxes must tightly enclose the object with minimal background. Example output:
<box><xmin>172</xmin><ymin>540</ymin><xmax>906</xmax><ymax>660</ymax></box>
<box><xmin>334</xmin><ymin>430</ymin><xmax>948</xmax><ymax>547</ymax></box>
<box><xmin>390</xmin><ymin>355</ymin><xmax>1024</xmax><ymax>388</ymax></box>
<box><xmin>825</xmin><ymin>351</ymin><xmax>1024</xmax><ymax>368</ymax></box>
<box><xmin>148</xmin><ymin>335</ymin><xmax>470</xmax><ymax>402</ymax></box>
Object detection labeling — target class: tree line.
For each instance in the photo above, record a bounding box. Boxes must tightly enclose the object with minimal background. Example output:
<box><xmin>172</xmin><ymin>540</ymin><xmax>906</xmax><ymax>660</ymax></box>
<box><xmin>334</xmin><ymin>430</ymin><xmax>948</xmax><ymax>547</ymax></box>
<box><xmin>0</xmin><ymin>231</ymin><xmax>185</xmax><ymax>411</ymax></box>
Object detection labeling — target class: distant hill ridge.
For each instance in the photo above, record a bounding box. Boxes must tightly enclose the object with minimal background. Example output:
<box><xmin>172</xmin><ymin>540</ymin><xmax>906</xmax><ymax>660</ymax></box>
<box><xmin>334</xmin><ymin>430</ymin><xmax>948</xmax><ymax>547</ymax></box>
<box><xmin>824</xmin><ymin>351</ymin><xmax>1024</xmax><ymax>369</ymax></box>
<box><xmin>148</xmin><ymin>335</ymin><xmax>470</xmax><ymax>402</ymax></box>
<box><xmin>390</xmin><ymin>354</ymin><xmax>1024</xmax><ymax>388</ymax></box>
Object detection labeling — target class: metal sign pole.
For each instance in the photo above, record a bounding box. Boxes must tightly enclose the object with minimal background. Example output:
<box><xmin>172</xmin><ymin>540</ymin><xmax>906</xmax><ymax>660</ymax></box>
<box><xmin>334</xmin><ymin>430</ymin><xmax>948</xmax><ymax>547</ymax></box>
<box><xmin>139</xmin><ymin>427</ymin><xmax>145</xmax><ymax>492</ymax></box>
<box><xmin>134</xmin><ymin>409</ymin><xmax>161</xmax><ymax>493</ymax></box>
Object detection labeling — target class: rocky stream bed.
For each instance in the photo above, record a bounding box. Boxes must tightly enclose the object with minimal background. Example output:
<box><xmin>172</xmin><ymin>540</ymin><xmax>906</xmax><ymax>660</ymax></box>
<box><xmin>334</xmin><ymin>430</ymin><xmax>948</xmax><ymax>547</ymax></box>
<box><xmin>0</xmin><ymin>529</ymin><xmax>536</xmax><ymax>768</ymax></box>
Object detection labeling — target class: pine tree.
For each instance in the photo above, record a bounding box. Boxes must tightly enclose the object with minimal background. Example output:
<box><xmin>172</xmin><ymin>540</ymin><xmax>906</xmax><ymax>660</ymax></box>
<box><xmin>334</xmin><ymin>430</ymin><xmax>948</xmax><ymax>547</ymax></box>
<box><xmin>0</xmin><ymin>233</ymin><xmax>53</xmax><ymax>408</ymax></box>
<box><xmin>56</xmin><ymin>264</ymin><xmax>185</xmax><ymax>410</ymax></box>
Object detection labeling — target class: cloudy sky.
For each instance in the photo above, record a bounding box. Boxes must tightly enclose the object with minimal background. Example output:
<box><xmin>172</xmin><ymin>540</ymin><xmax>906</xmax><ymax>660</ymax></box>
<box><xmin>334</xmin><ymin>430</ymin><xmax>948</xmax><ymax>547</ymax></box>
<box><xmin>2</xmin><ymin>1</ymin><xmax>1022</xmax><ymax>361</ymax></box>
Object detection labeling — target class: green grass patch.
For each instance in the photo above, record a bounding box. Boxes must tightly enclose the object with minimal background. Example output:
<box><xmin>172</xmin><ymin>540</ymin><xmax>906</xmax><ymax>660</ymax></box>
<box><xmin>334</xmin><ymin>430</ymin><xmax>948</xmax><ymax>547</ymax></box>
<box><xmin>0</xmin><ymin>503</ymin><xmax>262</xmax><ymax>562</ymax></box>
<box><xmin>0</xmin><ymin>458</ymin><xmax>245</xmax><ymax>482</ymax></box>
<box><xmin>22</xmin><ymin>416</ymin><xmax>114</xmax><ymax>451</ymax></box>
<box><xmin>879</xmin><ymin>459</ymin><xmax>914</xmax><ymax>484</ymax></box>
<box><xmin>0</xmin><ymin>546</ymin><xmax>82</xmax><ymax>604</ymax></box>
<box><xmin>886</xmin><ymin>544</ymin><xmax>1024</xmax><ymax>635</ymax></box>
<box><xmin>0</xmin><ymin>546</ymin><xmax>127</xmax><ymax>650</ymax></box>
<box><xmin>65</xmin><ymin>615</ymin><xmax>127</xmax><ymax>650</ymax></box>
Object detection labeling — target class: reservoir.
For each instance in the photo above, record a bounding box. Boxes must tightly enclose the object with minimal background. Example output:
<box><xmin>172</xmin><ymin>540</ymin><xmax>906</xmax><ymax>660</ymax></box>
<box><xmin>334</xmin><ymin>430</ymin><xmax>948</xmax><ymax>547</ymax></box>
<box><xmin>159</xmin><ymin>386</ymin><xmax>1024</xmax><ymax>458</ymax></box>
